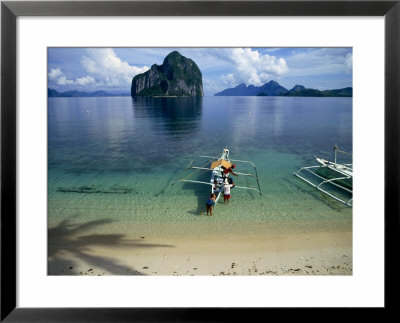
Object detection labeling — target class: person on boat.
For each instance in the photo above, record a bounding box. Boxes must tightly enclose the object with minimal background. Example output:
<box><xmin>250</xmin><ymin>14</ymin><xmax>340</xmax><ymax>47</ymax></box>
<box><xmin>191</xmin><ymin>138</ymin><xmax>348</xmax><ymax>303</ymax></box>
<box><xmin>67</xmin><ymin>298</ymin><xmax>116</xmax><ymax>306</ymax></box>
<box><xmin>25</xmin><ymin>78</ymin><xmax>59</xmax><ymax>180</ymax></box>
<box><xmin>223</xmin><ymin>180</ymin><xmax>234</xmax><ymax>203</ymax></box>
<box><xmin>221</xmin><ymin>164</ymin><xmax>238</xmax><ymax>180</ymax></box>
<box><xmin>206</xmin><ymin>193</ymin><xmax>216</xmax><ymax>216</ymax></box>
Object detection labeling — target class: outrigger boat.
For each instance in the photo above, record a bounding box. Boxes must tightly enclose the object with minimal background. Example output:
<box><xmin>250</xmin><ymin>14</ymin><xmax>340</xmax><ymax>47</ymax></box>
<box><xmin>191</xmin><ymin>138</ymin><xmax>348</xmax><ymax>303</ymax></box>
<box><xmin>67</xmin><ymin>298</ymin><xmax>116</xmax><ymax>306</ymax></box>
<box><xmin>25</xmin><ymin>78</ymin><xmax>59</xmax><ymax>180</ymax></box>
<box><xmin>293</xmin><ymin>145</ymin><xmax>353</xmax><ymax>207</ymax></box>
<box><xmin>173</xmin><ymin>148</ymin><xmax>261</xmax><ymax>208</ymax></box>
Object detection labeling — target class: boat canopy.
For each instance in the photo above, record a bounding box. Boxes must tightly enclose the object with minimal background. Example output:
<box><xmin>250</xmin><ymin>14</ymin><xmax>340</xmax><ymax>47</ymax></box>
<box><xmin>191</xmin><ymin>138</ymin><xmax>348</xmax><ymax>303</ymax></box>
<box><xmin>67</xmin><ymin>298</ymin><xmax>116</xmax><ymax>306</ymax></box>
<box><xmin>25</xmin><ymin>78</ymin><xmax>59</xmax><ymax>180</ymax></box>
<box><xmin>210</xmin><ymin>159</ymin><xmax>231</xmax><ymax>170</ymax></box>
<box><xmin>172</xmin><ymin>148</ymin><xmax>262</xmax><ymax>202</ymax></box>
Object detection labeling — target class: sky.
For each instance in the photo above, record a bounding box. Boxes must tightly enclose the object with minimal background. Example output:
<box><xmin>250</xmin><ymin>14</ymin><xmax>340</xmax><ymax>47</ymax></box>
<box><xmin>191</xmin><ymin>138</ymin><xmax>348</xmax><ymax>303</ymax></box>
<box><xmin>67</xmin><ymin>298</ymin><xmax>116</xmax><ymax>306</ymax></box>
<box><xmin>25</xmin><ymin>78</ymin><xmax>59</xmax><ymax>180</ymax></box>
<box><xmin>48</xmin><ymin>47</ymin><xmax>352</xmax><ymax>96</ymax></box>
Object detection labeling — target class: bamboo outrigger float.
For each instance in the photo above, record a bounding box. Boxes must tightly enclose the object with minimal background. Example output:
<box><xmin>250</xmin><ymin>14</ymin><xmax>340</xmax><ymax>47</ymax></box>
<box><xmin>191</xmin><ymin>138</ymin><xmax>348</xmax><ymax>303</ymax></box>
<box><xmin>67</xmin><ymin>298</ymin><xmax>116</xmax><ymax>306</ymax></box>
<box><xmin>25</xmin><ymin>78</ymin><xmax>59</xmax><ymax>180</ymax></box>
<box><xmin>293</xmin><ymin>145</ymin><xmax>353</xmax><ymax>207</ymax></box>
<box><xmin>173</xmin><ymin>148</ymin><xmax>261</xmax><ymax>208</ymax></box>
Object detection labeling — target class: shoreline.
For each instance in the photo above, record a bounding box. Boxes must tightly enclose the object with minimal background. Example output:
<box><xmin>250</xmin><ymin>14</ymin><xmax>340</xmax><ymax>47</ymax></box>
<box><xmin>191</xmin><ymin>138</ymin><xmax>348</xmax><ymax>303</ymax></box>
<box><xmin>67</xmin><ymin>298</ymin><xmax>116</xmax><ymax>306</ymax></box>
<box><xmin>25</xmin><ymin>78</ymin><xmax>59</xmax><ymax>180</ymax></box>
<box><xmin>48</xmin><ymin>219</ymin><xmax>352</xmax><ymax>276</ymax></box>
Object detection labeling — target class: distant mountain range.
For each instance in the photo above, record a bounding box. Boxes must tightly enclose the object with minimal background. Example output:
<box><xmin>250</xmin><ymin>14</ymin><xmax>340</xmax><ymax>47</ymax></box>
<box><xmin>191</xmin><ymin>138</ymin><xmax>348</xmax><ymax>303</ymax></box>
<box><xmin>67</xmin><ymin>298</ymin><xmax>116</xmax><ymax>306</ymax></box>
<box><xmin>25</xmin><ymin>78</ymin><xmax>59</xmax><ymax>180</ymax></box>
<box><xmin>215</xmin><ymin>81</ymin><xmax>352</xmax><ymax>97</ymax></box>
<box><xmin>48</xmin><ymin>88</ymin><xmax>130</xmax><ymax>97</ymax></box>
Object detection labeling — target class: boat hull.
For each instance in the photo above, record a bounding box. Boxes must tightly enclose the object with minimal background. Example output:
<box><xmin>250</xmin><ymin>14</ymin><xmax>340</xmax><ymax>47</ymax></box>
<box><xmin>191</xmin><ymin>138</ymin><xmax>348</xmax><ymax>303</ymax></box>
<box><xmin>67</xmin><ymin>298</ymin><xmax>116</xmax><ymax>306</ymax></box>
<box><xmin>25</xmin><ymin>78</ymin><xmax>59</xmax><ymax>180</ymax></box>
<box><xmin>314</xmin><ymin>167</ymin><xmax>353</xmax><ymax>191</ymax></box>
<box><xmin>293</xmin><ymin>148</ymin><xmax>353</xmax><ymax>206</ymax></box>
<box><xmin>210</xmin><ymin>148</ymin><xmax>231</xmax><ymax>205</ymax></box>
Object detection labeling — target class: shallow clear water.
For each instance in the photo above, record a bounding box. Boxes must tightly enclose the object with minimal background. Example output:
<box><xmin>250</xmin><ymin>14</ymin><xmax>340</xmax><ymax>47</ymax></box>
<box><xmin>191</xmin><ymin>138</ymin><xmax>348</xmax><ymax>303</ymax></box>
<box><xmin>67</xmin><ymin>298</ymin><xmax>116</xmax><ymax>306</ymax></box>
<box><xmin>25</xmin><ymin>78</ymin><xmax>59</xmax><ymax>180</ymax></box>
<box><xmin>48</xmin><ymin>96</ymin><xmax>352</xmax><ymax>228</ymax></box>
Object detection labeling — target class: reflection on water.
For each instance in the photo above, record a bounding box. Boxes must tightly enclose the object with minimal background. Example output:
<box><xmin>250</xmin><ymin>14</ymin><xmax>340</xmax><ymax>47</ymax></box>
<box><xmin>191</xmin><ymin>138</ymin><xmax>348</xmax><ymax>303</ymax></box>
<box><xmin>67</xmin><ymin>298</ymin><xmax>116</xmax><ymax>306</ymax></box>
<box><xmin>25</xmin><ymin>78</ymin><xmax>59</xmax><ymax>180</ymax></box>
<box><xmin>48</xmin><ymin>97</ymin><xmax>204</xmax><ymax>174</ymax></box>
<box><xmin>48</xmin><ymin>96</ymin><xmax>352</xmax><ymax>223</ymax></box>
<box><xmin>131</xmin><ymin>97</ymin><xmax>203</xmax><ymax>136</ymax></box>
<box><xmin>48</xmin><ymin>96</ymin><xmax>352</xmax><ymax>174</ymax></box>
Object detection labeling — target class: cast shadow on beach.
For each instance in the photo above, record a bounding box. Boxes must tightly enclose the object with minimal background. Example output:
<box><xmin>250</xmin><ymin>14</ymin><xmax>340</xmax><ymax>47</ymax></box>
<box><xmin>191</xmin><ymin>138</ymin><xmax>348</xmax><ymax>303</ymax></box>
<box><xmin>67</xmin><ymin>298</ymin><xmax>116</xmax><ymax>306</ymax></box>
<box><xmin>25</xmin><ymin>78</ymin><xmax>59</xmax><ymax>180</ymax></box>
<box><xmin>48</xmin><ymin>218</ymin><xmax>174</xmax><ymax>276</ymax></box>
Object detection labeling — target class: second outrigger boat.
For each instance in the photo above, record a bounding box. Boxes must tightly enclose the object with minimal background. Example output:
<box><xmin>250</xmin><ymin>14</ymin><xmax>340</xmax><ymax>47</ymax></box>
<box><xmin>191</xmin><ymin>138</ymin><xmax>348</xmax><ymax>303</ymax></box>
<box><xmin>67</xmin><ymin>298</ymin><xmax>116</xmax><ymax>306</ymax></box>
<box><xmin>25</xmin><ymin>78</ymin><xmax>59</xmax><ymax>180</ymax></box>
<box><xmin>293</xmin><ymin>145</ymin><xmax>353</xmax><ymax>207</ymax></box>
<box><xmin>173</xmin><ymin>148</ymin><xmax>261</xmax><ymax>208</ymax></box>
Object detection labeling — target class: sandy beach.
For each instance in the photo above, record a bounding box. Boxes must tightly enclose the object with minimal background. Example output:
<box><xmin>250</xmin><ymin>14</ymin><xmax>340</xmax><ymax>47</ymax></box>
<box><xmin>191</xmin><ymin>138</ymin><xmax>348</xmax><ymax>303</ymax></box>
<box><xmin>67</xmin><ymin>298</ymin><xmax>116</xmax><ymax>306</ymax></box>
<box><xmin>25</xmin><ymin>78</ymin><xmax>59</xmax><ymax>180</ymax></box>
<box><xmin>48</xmin><ymin>220</ymin><xmax>352</xmax><ymax>276</ymax></box>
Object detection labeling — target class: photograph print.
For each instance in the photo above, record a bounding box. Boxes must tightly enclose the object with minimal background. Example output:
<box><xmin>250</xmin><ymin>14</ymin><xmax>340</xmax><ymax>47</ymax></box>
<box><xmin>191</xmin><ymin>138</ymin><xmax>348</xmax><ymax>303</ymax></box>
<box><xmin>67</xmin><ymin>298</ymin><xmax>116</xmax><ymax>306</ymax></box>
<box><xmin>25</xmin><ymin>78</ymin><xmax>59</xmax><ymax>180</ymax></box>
<box><xmin>48</xmin><ymin>47</ymin><xmax>352</xmax><ymax>276</ymax></box>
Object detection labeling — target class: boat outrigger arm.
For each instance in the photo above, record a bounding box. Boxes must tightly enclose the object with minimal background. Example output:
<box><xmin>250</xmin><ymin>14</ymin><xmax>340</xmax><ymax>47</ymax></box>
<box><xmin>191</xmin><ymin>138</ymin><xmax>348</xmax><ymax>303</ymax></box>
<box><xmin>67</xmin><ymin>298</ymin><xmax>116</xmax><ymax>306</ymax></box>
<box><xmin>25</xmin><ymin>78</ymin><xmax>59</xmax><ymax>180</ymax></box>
<box><xmin>293</xmin><ymin>145</ymin><xmax>353</xmax><ymax>207</ymax></box>
<box><xmin>197</xmin><ymin>155</ymin><xmax>262</xmax><ymax>196</ymax></box>
<box><xmin>172</xmin><ymin>149</ymin><xmax>262</xmax><ymax>202</ymax></box>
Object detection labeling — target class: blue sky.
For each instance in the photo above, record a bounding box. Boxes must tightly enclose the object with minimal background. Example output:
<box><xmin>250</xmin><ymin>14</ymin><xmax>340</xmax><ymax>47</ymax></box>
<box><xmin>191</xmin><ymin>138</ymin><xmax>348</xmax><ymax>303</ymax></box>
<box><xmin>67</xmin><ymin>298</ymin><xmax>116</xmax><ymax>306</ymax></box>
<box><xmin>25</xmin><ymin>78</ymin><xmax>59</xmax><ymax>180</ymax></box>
<box><xmin>48</xmin><ymin>47</ymin><xmax>352</xmax><ymax>96</ymax></box>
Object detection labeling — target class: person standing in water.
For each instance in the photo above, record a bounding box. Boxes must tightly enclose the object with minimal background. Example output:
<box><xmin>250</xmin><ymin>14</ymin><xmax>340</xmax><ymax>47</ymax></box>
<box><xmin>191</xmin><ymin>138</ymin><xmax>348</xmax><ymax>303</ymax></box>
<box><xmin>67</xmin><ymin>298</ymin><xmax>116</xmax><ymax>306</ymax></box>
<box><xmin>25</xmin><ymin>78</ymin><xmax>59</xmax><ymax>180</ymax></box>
<box><xmin>223</xmin><ymin>180</ymin><xmax>234</xmax><ymax>203</ymax></box>
<box><xmin>206</xmin><ymin>193</ymin><xmax>216</xmax><ymax>216</ymax></box>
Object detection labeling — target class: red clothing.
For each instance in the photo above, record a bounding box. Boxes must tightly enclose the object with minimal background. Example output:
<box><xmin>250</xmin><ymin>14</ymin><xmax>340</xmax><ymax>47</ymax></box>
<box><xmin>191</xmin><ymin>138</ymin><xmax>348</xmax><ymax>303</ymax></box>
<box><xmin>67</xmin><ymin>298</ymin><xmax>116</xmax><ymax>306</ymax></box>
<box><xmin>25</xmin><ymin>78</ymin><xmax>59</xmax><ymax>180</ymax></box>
<box><xmin>222</xmin><ymin>167</ymin><xmax>235</xmax><ymax>175</ymax></box>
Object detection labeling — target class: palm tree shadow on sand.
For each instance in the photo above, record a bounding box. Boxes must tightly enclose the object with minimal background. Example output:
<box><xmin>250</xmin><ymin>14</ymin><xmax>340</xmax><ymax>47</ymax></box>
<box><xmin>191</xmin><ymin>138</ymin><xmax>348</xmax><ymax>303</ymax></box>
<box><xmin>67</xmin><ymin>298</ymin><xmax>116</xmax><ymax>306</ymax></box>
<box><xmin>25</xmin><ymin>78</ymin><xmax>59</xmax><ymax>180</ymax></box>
<box><xmin>48</xmin><ymin>218</ymin><xmax>174</xmax><ymax>276</ymax></box>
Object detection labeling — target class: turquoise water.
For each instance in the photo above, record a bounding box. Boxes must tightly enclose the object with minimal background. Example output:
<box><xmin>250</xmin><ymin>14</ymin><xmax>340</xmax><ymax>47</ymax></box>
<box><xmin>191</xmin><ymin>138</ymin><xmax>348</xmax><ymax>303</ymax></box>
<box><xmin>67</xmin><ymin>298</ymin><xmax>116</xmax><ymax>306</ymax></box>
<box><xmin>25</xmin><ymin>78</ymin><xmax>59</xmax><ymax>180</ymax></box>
<box><xmin>48</xmin><ymin>96</ymin><xmax>352</xmax><ymax>227</ymax></box>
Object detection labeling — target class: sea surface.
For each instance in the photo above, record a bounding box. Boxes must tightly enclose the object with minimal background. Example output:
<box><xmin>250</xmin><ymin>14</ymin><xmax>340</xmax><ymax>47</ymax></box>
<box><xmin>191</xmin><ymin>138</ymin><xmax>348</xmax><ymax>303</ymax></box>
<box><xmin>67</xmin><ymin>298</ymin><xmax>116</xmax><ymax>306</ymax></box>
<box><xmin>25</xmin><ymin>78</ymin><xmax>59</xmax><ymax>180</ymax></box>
<box><xmin>48</xmin><ymin>96</ymin><xmax>352</xmax><ymax>232</ymax></box>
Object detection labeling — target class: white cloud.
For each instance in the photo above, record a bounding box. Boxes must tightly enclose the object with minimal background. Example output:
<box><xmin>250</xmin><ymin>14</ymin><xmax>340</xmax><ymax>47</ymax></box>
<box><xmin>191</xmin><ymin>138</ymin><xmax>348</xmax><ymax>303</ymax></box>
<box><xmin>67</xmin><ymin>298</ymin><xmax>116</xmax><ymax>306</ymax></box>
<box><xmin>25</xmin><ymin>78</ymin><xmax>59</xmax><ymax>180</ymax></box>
<box><xmin>177</xmin><ymin>48</ymin><xmax>288</xmax><ymax>87</ymax></box>
<box><xmin>81</xmin><ymin>48</ymin><xmax>149</xmax><ymax>88</ymax></box>
<box><xmin>218</xmin><ymin>48</ymin><xmax>288</xmax><ymax>86</ymax></box>
<box><xmin>48</xmin><ymin>68</ymin><xmax>63</xmax><ymax>80</ymax></box>
<box><xmin>285</xmin><ymin>48</ymin><xmax>352</xmax><ymax>76</ymax></box>
<box><xmin>221</xmin><ymin>73</ymin><xmax>237</xmax><ymax>87</ymax></box>
<box><xmin>345</xmin><ymin>53</ymin><xmax>353</xmax><ymax>73</ymax></box>
<box><xmin>48</xmin><ymin>48</ymin><xmax>149</xmax><ymax>92</ymax></box>
<box><xmin>49</xmin><ymin>69</ymin><xmax>96</xmax><ymax>87</ymax></box>
<box><xmin>75</xmin><ymin>76</ymin><xmax>96</xmax><ymax>86</ymax></box>
<box><xmin>203</xmin><ymin>78</ymin><xmax>227</xmax><ymax>96</ymax></box>
<box><xmin>56</xmin><ymin>75</ymin><xmax>73</xmax><ymax>85</ymax></box>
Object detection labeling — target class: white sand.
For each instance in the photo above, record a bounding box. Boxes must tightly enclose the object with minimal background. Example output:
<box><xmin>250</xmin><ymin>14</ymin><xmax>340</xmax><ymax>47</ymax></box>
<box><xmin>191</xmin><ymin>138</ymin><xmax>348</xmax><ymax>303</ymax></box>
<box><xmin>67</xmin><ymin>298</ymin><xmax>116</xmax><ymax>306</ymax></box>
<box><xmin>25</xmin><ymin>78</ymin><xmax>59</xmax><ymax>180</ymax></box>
<box><xmin>48</xmin><ymin>221</ymin><xmax>352</xmax><ymax>276</ymax></box>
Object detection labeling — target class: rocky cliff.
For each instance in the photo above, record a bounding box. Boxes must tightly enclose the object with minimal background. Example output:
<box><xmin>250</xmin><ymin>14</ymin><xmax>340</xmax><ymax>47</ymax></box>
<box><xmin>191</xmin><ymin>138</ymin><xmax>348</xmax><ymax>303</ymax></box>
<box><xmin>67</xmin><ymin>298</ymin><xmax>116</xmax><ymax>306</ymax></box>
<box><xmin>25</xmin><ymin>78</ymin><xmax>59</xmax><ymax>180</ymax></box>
<box><xmin>131</xmin><ymin>51</ymin><xmax>203</xmax><ymax>97</ymax></box>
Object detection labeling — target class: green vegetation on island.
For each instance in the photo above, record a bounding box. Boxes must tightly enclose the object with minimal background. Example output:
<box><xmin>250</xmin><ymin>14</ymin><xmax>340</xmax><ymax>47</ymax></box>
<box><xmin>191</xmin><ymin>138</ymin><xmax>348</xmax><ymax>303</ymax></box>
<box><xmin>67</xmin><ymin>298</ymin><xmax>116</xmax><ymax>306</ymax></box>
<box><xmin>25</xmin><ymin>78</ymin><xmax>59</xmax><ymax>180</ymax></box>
<box><xmin>131</xmin><ymin>51</ymin><xmax>204</xmax><ymax>97</ymax></box>
<box><xmin>215</xmin><ymin>81</ymin><xmax>352</xmax><ymax>97</ymax></box>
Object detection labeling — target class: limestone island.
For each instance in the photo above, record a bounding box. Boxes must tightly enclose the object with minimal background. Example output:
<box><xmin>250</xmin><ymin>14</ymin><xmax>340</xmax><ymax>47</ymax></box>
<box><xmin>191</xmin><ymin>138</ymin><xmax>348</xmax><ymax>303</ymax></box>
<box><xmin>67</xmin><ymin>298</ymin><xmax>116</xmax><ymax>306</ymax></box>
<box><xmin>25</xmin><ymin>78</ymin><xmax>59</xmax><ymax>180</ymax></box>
<box><xmin>131</xmin><ymin>51</ymin><xmax>204</xmax><ymax>97</ymax></box>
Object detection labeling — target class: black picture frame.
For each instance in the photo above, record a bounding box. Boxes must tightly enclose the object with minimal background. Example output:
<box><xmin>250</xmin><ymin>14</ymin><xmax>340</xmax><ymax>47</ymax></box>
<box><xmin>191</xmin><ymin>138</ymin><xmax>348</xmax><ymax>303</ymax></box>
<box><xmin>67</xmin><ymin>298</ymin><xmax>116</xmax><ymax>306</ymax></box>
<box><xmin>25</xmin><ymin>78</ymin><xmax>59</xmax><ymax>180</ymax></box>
<box><xmin>1</xmin><ymin>1</ymin><xmax>398</xmax><ymax>321</ymax></box>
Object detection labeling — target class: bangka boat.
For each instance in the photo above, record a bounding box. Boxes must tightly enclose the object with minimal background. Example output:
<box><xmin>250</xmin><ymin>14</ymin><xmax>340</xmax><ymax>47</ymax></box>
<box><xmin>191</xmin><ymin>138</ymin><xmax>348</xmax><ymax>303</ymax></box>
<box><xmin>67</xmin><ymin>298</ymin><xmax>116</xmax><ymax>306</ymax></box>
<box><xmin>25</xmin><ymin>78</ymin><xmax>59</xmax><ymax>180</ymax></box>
<box><xmin>173</xmin><ymin>148</ymin><xmax>262</xmax><ymax>208</ymax></box>
<box><xmin>293</xmin><ymin>145</ymin><xmax>353</xmax><ymax>207</ymax></box>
